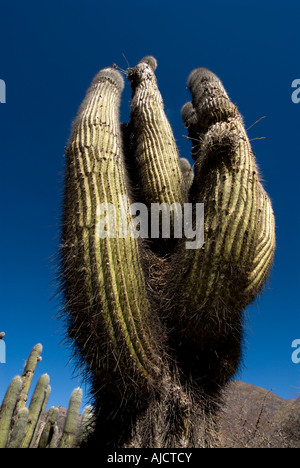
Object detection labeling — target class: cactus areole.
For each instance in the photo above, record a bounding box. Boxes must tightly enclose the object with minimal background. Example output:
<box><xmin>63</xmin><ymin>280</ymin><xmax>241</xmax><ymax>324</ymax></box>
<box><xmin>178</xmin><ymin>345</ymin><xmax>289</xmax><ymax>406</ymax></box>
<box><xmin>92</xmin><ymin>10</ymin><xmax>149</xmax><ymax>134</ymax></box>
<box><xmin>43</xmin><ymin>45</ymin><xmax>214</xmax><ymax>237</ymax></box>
<box><xmin>59</xmin><ymin>57</ymin><xmax>275</xmax><ymax>448</ymax></box>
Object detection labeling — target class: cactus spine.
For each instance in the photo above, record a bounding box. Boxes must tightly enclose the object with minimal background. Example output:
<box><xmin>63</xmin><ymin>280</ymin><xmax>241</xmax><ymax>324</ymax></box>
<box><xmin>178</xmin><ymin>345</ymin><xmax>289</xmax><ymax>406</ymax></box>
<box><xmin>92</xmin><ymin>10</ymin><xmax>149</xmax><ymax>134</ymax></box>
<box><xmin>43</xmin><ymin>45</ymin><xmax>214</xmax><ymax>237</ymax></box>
<box><xmin>58</xmin><ymin>56</ymin><xmax>275</xmax><ymax>448</ymax></box>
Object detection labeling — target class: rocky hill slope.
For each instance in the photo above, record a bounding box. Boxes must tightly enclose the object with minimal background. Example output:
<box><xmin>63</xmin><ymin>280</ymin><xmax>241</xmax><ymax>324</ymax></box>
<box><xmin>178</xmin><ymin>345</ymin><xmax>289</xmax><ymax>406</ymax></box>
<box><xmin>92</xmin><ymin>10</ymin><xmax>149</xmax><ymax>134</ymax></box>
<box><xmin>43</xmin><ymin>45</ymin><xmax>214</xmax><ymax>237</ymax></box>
<box><xmin>217</xmin><ymin>380</ymin><xmax>300</xmax><ymax>448</ymax></box>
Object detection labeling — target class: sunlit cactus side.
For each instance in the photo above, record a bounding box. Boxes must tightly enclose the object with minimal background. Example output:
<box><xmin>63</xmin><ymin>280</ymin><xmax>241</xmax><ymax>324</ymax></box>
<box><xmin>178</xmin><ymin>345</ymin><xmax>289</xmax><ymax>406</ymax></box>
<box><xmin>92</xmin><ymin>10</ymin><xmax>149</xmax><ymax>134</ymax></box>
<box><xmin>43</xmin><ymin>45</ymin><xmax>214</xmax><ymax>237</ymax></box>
<box><xmin>59</xmin><ymin>56</ymin><xmax>275</xmax><ymax>448</ymax></box>
<box><xmin>60</xmin><ymin>64</ymin><xmax>178</xmax><ymax>447</ymax></box>
<box><xmin>0</xmin><ymin>376</ymin><xmax>23</xmax><ymax>448</ymax></box>
<box><xmin>0</xmin><ymin>344</ymin><xmax>93</xmax><ymax>448</ymax></box>
<box><xmin>61</xmin><ymin>68</ymin><xmax>166</xmax><ymax>389</ymax></box>
<box><xmin>20</xmin><ymin>373</ymin><xmax>50</xmax><ymax>448</ymax></box>
<box><xmin>59</xmin><ymin>388</ymin><xmax>82</xmax><ymax>448</ymax></box>
<box><xmin>16</xmin><ymin>343</ymin><xmax>43</xmax><ymax>412</ymax></box>
<box><xmin>7</xmin><ymin>407</ymin><xmax>28</xmax><ymax>448</ymax></box>
<box><xmin>127</xmin><ymin>57</ymin><xmax>186</xmax><ymax>236</ymax></box>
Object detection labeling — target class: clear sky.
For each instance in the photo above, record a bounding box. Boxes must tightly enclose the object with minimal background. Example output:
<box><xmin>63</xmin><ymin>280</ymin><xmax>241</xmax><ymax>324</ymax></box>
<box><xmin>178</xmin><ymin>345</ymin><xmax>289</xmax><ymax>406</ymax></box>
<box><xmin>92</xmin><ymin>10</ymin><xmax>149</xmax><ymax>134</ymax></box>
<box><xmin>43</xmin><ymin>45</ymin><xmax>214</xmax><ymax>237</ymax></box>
<box><xmin>1</xmin><ymin>0</ymin><xmax>299</xmax><ymax>413</ymax></box>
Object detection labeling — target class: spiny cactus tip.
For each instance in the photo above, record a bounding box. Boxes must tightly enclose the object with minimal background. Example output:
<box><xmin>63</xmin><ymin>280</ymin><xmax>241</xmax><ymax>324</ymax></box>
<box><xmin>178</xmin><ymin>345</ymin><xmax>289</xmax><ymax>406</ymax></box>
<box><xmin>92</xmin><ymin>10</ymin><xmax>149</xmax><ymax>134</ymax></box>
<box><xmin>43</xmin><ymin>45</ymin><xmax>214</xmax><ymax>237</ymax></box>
<box><xmin>34</xmin><ymin>343</ymin><xmax>43</xmax><ymax>351</ymax></box>
<box><xmin>179</xmin><ymin>158</ymin><xmax>192</xmax><ymax>171</ymax></box>
<box><xmin>187</xmin><ymin>67</ymin><xmax>225</xmax><ymax>95</ymax></box>
<box><xmin>139</xmin><ymin>56</ymin><xmax>157</xmax><ymax>71</ymax></box>
<box><xmin>181</xmin><ymin>101</ymin><xmax>196</xmax><ymax>127</ymax></box>
<box><xmin>93</xmin><ymin>67</ymin><xmax>124</xmax><ymax>92</ymax></box>
<box><xmin>13</xmin><ymin>375</ymin><xmax>23</xmax><ymax>383</ymax></box>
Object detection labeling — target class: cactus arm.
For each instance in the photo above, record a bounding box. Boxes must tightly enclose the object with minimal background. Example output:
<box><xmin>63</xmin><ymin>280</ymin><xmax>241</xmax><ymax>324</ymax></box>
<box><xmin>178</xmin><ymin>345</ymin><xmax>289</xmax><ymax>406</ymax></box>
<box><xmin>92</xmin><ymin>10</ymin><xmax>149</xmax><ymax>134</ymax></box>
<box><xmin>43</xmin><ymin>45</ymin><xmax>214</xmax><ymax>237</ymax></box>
<box><xmin>127</xmin><ymin>57</ymin><xmax>186</xmax><ymax>210</ymax></box>
<box><xmin>6</xmin><ymin>407</ymin><xmax>29</xmax><ymax>448</ymax></box>
<box><xmin>49</xmin><ymin>423</ymin><xmax>59</xmax><ymax>448</ymax></box>
<box><xmin>30</xmin><ymin>383</ymin><xmax>51</xmax><ymax>447</ymax></box>
<box><xmin>0</xmin><ymin>376</ymin><xmax>23</xmax><ymax>448</ymax></box>
<box><xmin>179</xmin><ymin>158</ymin><xmax>194</xmax><ymax>193</ymax></box>
<box><xmin>61</xmin><ymin>67</ymin><xmax>166</xmax><ymax>397</ymax></box>
<box><xmin>20</xmin><ymin>373</ymin><xmax>50</xmax><ymax>448</ymax></box>
<box><xmin>59</xmin><ymin>387</ymin><xmax>82</xmax><ymax>448</ymax></box>
<box><xmin>16</xmin><ymin>343</ymin><xmax>43</xmax><ymax>411</ymax></box>
<box><xmin>75</xmin><ymin>404</ymin><xmax>94</xmax><ymax>447</ymax></box>
<box><xmin>164</xmin><ymin>68</ymin><xmax>275</xmax><ymax>392</ymax></box>
<box><xmin>38</xmin><ymin>406</ymin><xmax>59</xmax><ymax>448</ymax></box>
<box><xmin>184</xmin><ymin>68</ymin><xmax>275</xmax><ymax>314</ymax></box>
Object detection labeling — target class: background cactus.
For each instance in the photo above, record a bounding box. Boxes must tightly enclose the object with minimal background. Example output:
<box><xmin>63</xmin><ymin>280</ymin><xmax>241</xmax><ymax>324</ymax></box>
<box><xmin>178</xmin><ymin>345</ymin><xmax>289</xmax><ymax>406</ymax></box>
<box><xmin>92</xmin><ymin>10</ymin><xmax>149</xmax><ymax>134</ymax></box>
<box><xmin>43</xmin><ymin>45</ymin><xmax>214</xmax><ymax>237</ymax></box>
<box><xmin>59</xmin><ymin>56</ymin><xmax>275</xmax><ymax>448</ymax></box>
<box><xmin>0</xmin><ymin>344</ymin><xmax>93</xmax><ymax>448</ymax></box>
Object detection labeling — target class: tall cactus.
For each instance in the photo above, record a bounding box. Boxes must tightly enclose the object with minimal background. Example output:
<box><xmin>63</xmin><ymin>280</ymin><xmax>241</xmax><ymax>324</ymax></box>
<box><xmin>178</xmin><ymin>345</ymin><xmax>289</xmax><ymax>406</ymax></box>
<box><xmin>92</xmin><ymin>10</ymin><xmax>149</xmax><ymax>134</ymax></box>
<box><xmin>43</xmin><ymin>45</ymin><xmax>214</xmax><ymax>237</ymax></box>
<box><xmin>59</xmin><ymin>57</ymin><xmax>275</xmax><ymax>447</ymax></box>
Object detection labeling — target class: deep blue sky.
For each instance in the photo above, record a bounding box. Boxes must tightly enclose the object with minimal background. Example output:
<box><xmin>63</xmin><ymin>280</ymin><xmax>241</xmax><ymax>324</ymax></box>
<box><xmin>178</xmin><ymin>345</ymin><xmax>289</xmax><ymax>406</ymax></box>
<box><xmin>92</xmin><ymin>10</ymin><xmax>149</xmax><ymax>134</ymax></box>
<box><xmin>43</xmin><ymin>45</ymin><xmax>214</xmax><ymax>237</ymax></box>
<box><xmin>1</xmin><ymin>0</ymin><xmax>299</xmax><ymax>412</ymax></box>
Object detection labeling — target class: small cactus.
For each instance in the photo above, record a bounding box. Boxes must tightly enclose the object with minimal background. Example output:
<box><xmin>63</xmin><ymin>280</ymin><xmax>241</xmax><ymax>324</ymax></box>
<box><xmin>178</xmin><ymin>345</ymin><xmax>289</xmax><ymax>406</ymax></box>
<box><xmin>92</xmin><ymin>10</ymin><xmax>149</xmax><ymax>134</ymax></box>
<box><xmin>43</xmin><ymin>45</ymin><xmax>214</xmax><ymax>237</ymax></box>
<box><xmin>0</xmin><ymin>345</ymin><xmax>93</xmax><ymax>448</ymax></box>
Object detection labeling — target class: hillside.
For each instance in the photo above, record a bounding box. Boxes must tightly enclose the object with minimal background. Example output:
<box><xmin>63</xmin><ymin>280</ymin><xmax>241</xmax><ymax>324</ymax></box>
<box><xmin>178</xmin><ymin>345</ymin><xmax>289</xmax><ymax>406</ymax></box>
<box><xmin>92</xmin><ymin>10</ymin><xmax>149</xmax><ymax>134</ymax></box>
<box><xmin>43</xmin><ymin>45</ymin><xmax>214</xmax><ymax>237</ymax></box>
<box><xmin>217</xmin><ymin>380</ymin><xmax>300</xmax><ymax>448</ymax></box>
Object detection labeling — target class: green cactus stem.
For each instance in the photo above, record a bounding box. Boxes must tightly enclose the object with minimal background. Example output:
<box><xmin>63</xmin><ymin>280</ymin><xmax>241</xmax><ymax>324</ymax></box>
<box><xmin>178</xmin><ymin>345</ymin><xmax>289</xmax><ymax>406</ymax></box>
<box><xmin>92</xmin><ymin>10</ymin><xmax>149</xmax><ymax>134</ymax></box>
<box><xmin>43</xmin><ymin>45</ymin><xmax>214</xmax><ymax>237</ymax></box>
<box><xmin>76</xmin><ymin>404</ymin><xmax>94</xmax><ymax>446</ymax></box>
<box><xmin>7</xmin><ymin>407</ymin><xmax>29</xmax><ymax>448</ymax></box>
<box><xmin>16</xmin><ymin>343</ymin><xmax>43</xmax><ymax>412</ymax></box>
<box><xmin>127</xmin><ymin>58</ymin><xmax>186</xmax><ymax>226</ymax></box>
<box><xmin>38</xmin><ymin>406</ymin><xmax>59</xmax><ymax>448</ymax></box>
<box><xmin>179</xmin><ymin>158</ymin><xmax>194</xmax><ymax>193</ymax></box>
<box><xmin>164</xmin><ymin>68</ymin><xmax>275</xmax><ymax>394</ymax></box>
<box><xmin>61</xmin><ymin>68</ymin><xmax>170</xmax><ymax>400</ymax></box>
<box><xmin>20</xmin><ymin>373</ymin><xmax>50</xmax><ymax>448</ymax></box>
<box><xmin>49</xmin><ymin>423</ymin><xmax>59</xmax><ymax>448</ymax></box>
<box><xmin>0</xmin><ymin>376</ymin><xmax>23</xmax><ymax>448</ymax></box>
<box><xmin>59</xmin><ymin>388</ymin><xmax>82</xmax><ymax>448</ymax></box>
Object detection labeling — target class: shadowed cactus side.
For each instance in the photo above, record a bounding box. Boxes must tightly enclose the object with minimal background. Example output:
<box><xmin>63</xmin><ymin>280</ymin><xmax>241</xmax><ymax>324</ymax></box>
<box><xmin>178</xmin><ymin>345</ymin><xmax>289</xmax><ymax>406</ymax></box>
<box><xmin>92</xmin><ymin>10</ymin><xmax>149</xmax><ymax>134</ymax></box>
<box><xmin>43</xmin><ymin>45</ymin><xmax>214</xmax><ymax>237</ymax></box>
<box><xmin>0</xmin><ymin>345</ymin><xmax>93</xmax><ymax>448</ymax></box>
<box><xmin>58</xmin><ymin>56</ymin><xmax>275</xmax><ymax>448</ymax></box>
